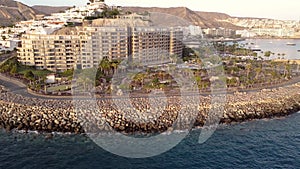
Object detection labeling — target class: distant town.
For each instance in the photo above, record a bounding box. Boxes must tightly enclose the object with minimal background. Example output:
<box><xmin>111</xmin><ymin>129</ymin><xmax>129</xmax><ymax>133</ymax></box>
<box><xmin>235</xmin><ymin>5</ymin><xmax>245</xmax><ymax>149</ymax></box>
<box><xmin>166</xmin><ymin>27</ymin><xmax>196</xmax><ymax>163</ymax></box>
<box><xmin>0</xmin><ymin>0</ymin><xmax>300</xmax><ymax>97</ymax></box>
<box><xmin>2</xmin><ymin>0</ymin><xmax>300</xmax><ymax>146</ymax></box>
<box><xmin>0</xmin><ymin>0</ymin><xmax>299</xmax><ymax>54</ymax></box>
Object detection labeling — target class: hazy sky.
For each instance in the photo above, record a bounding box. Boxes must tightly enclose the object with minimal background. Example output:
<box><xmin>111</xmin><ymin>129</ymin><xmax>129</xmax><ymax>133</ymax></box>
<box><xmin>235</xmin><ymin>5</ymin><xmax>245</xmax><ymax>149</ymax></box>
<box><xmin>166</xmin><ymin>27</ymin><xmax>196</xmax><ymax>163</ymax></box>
<box><xmin>16</xmin><ymin>0</ymin><xmax>300</xmax><ymax>20</ymax></box>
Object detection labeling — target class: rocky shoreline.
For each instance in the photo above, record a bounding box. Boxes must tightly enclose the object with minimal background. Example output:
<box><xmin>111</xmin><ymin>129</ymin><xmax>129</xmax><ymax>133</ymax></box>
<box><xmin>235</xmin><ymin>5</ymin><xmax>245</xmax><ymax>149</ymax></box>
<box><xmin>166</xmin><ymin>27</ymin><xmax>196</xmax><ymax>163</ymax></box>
<box><xmin>0</xmin><ymin>83</ymin><xmax>300</xmax><ymax>134</ymax></box>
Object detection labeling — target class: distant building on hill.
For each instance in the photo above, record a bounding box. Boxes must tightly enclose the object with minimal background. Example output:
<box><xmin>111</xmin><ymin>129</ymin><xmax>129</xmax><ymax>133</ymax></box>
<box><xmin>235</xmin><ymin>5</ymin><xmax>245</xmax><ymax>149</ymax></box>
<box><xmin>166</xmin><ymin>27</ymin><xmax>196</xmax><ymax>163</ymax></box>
<box><xmin>89</xmin><ymin>0</ymin><xmax>105</xmax><ymax>3</ymax></box>
<box><xmin>203</xmin><ymin>27</ymin><xmax>236</xmax><ymax>38</ymax></box>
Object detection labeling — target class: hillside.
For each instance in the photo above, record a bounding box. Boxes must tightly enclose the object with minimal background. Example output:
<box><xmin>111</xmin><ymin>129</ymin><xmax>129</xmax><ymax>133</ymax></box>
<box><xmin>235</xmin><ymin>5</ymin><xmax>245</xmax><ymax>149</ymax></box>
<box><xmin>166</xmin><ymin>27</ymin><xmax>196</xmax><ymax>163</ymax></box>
<box><xmin>0</xmin><ymin>0</ymin><xmax>42</xmax><ymax>26</ymax></box>
<box><xmin>32</xmin><ymin>5</ymin><xmax>70</xmax><ymax>16</ymax></box>
<box><xmin>0</xmin><ymin>1</ymin><xmax>270</xmax><ymax>30</ymax></box>
<box><xmin>122</xmin><ymin>7</ymin><xmax>244</xmax><ymax>29</ymax></box>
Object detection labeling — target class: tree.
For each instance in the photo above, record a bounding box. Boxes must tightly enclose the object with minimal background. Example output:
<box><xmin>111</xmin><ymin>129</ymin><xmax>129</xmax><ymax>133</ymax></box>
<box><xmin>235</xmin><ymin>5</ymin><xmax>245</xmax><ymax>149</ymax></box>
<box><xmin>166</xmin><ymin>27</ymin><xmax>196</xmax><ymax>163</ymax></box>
<box><xmin>99</xmin><ymin>58</ymin><xmax>112</xmax><ymax>76</ymax></box>
<box><xmin>227</xmin><ymin>77</ymin><xmax>238</xmax><ymax>87</ymax></box>
<box><xmin>152</xmin><ymin>77</ymin><xmax>160</xmax><ymax>88</ymax></box>
<box><xmin>183</xmin><ymin>47</ymin><xmax>195</xmax><ymax>59</ymax></box>
<box><xmin>133</xmin><ymin>73</ymin><xmax>147</xmax><ymax>88</ymax></box>
<box><xmin>245</xmin><ymin>64</ymin><xmax>252</xmax><ymax>81</ymax></box>
<box><xmin>10</xmin><ymin>65</ymin><xmax>17</xmax><ymax>75</ymax></box>
<box><xmin>108</xmin><ymin>9</ymin><xmax>120</xmax><ymax>16</ymax></box>
<box><xmin>194</xmin><ymin>75</ymin><xmax>201</xmax><ymax>87</ymax></box>
<box><xmin>61</xmin><ymin>68</ymin><xmax>74</xmax><ymax>77</ymax></box>
<box><xmin>24</xmin><ymin>71</ymin><xmax>35</xmax><ymax>81</ymax></box>
<box><xmin>111</xmin><ymin>62</ymin><xmax>118</xmax><ymax>74</ymax></box>
<box><xmin>77</xmin><ymin>68</ymin><xmax>97</xmax><ymax>91</ymax></box>
<box><xmin>284</xmin><ymin>63</ymin><xmax>291</xmax><ymax>79</ymax></box>
<box><xmin>254</xmin><ymin>67</ymin><xmax>262</xmax><ymax>80</ymax></box>
<box><xmin>264</xmin><ymin>51</ymin><xmax>271</xmax><ymax>57</ymax></box>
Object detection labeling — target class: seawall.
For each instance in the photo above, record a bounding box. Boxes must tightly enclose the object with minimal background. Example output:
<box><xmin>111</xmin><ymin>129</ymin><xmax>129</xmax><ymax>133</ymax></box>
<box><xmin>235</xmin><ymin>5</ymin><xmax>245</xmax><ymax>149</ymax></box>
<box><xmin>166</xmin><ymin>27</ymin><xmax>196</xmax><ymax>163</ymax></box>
<box><xmin>0</xmin><ymin>83</ymin><xmax>300</xmax><ymax>134</ymax></box>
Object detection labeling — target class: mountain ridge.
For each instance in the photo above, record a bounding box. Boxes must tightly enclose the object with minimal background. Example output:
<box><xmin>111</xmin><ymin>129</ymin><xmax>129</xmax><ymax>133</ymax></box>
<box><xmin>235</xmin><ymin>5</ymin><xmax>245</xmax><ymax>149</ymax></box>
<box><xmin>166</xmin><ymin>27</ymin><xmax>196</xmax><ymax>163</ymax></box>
<box><xmin>0</xmin><ymin>1</ymin><xmax>275</xmax><ymax>29</ymax></box>
<box><xmin>32</xmin><ymin>5</ymin><xmax>70</xmax><ymax>16</ymax></box>
<box><xmin>0</xmin><ymin>0</ymin><xmax>43</xmax><ymax>26</ymax></box>
<box><xmin>122</xmin><ymin>6</ymin><xmax>244</xmax><ymax>29</ymax></box>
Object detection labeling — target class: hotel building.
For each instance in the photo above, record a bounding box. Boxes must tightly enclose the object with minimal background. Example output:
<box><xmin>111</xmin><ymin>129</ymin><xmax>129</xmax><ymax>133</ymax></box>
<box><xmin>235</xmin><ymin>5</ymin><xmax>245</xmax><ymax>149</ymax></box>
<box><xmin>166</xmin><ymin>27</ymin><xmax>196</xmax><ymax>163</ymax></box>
<box><xmin>17</xmin><ymin>34</ymin><xmax>80</xmax><ymax>72</ymax></box>
<box><xmin>17</xmin><ymin>26</ymin><xmax>183</xmax><ymax>72</ymax></box>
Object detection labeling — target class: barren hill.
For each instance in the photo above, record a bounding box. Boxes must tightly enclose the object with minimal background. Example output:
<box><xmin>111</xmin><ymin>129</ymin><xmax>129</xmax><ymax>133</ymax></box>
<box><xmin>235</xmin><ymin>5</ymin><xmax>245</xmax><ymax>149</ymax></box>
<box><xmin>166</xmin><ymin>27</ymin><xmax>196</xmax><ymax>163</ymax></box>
<box><xmin>0</xmin><ymin>0</ymin><xmax>42</xmax><ymax>26</ymax></box>
<box><xmin>122</xmin><ymin>6</ymin><xmax>244</xmax><ymax>29</ymax></box>
<box><xmin>32</xmin><ymin>5</ymin><xmax>70</xmax><ymax>16</ymax></box>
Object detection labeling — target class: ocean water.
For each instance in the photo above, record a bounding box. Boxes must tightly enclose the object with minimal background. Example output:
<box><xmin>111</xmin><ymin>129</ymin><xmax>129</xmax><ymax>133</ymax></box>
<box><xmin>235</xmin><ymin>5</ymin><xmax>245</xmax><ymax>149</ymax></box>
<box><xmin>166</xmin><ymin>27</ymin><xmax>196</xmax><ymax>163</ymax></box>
<box><xmin>241</xmin><ymin>39</ymin><xmax>300</xmax><ymax>60</ymax></box>
<box><xmin>1</xmin><ymin>113</ymin><xmax>300</xmax><ymax>169</ymax></box>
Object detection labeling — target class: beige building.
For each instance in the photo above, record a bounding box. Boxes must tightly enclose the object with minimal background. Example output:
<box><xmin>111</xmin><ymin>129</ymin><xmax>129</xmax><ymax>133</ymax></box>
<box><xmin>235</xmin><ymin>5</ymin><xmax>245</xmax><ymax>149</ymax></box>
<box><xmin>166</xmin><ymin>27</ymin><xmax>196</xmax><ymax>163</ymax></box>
<box><xmin>18</xmin><ymin>34</ymin><xmax>80</xmax><ymax>72</ymax></box>
<box><xmin>131</xmin><ymin>27</ymin><xmax>170</xmax><ymax>65</ymax></box>
<box><xmin>76</xmin><ymin>27</ymin><xmax>130</xmax><ymax>69</ymax></box>
<box><xmin>18</xmin><ymin>26</ymin><xmax>183</xmax><ymax>72</ymax></box>
<box><xmin>170</xmin><ymin>27</ymin><xmax>184</xmax><ymax>57</ymax></box>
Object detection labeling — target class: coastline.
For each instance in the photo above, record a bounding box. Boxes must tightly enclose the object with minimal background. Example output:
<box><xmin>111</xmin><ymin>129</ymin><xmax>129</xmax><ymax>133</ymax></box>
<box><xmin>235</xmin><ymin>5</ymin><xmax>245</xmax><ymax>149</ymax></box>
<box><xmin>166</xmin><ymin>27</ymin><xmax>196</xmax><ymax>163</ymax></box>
<box><xmin>245</xmin><ymin>37</ymin><xmax>300</xmax><ymax>40</ymax></box>
<box><xmin>1</xmin><ymin>58</ymin><xmax>300</xmax><ymax>135</ymax></box>
<box><xmin>0</xmin><ymin>81</ymin><xmax>300</xmax><ymax>134</ymax></box>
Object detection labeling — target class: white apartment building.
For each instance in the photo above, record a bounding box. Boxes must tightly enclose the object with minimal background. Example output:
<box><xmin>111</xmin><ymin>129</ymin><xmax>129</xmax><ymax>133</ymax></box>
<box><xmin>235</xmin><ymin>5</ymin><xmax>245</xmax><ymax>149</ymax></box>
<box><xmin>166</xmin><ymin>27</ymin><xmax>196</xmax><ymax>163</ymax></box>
<box><xmin>236</xmin><ymin>28</ymin><xmax>296</xmax><ymax>38</ymax></box>
<box><xmin>203</xmin><ymin>27</ymin><xmax>236</xmax><ymax>37</ymax></box>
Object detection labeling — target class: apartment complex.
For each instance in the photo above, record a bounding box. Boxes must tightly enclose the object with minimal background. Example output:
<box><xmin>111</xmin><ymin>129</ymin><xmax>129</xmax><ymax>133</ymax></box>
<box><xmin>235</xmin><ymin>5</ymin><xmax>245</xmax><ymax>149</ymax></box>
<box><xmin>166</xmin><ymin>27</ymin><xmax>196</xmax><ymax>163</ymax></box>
<box><xmin>236</xmin><ymin>28</ymin><xmax>296</xmax><ymax>38</ymax></box>
<box><xmin>203</xmin><ymin>27</ymin><xmax>236</xmax><ymax>38</ymax></box>
<box><xmin>170</xmin><ymin>27</ymin><xmax>184</xmax><ymax>56</ymax></box>
<box><xmin>131</xmin><ymin>27</ymin><xmax>183</xmax><ymax>65</ymax></box>
<box><xmin>18</xmin><ymin>34</ymin><xmax>80</xmax><ymax>71</ymax></box>
<box><xmin>77</xmin><ymin>27</ymin><xmax>131</xmax><ymax>69</ymax></box>
<box><xmin>17</xmin><ymin>26</ymin><xmax>183</xmax><ymax>72</ymax></box>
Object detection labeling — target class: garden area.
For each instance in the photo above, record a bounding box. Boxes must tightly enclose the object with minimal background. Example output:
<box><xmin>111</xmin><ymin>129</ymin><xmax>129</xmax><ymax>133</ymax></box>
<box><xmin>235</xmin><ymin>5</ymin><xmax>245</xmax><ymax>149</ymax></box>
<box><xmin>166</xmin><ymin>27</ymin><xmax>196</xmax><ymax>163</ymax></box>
<box><xmin>1</xmin><ymin>46</ymin><xmax>300</xmax><ymax>96</ymax></box>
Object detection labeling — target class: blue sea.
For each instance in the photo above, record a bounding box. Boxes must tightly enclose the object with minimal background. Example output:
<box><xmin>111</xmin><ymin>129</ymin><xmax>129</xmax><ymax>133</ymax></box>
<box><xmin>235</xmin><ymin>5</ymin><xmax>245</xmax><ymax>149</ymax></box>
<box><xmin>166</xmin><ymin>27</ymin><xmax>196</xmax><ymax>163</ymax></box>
<box><xmin>241</xmin><ymin>39</ymin><xmax>300</xmax><ymax>60</ymax></box>
<box><xmin>1</xmin><ymin>113</ymin><xmax>300</xmax><ymax>169</ymax></box>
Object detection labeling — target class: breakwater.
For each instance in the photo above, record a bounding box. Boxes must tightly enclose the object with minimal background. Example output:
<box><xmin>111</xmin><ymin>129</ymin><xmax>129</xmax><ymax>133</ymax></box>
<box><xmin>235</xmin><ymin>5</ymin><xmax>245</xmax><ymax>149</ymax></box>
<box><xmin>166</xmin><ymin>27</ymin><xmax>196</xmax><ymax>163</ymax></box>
<box><xmin>0</xmin><ymin>83</ymin><xmax>300</xmax><ymax>134</ymax></box>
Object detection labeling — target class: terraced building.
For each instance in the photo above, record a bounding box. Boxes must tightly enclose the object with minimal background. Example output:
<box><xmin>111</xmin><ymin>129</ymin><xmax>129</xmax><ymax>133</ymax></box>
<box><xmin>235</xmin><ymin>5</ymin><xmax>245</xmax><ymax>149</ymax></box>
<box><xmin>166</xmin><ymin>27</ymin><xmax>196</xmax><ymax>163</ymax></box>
<box><xmin>17</xmin><ymin>26</ymin><xmax>183</xmax><ymax>72</ymax></box>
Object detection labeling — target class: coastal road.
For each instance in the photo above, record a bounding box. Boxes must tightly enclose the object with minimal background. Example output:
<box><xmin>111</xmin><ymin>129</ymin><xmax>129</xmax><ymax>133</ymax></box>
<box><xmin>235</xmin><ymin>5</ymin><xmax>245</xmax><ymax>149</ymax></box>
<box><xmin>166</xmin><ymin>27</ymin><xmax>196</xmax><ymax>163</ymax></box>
<box><xmin>0</xmin><ymin>73</ymin><xmax>72</xmax><ymax>100</ymax></box>
<box><xmin>0</xmin><ymin>74</ymin><xmax>27</xmax><ymax>95</ymax></box>
<box><xmin>1</xmin><ymin>51</ymin><xmax>300</xmax><ymax>100</ymax></box>
<box><xmin>1</xmin><ymin>72</ymin><xmax>300</xmax><ymax>101</ymax></box>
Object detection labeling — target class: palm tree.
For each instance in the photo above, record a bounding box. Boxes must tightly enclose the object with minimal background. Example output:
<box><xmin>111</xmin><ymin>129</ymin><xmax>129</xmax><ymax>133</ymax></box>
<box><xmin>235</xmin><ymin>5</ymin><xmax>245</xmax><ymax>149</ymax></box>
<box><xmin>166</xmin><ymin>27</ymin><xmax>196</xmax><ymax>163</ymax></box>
<box><xmin>77</xmin><ymin>75</ymin><xmax>93</xmax><ymax>92</ymax></box>
<box><xmin>284</xmin><ymin>63</ymin><xmax>291</xmax><ymax>79</ymax></box>
<box><xmin>194</xmin><ymin>75</ymin><xmax>201</xmax><ymax>87</ymax></box>
<box><xmin>270</xmin><ymin>61</ymin><xmax>278</xmax><ymax>79</ymax></box>
<box><xmin>99</xmin><ymin>58</ymin><xmax>111</xmax><ymax>76</ymax></box>
<box><xmin>245</xmin><ymin>64</ymin><xmax>252</xmax><ymax>81</ymax></box>
<box><xmin>170</xmin><ymin>54</ymin><xmax>178</xmax><ymax>63</ymax></box>
<box><xmin>111</xmin><ymin>62</ymin><xmax>118</xmax><ymax>74</ymax></box>
<box><xmin>254</xmin><ymin>67</ymin><xmax>262</xmax><ymax>80</ymax></box>
<box><xmin>134</xmin><ymin>73</ymin><xmax>147</xmax><ymax>88</ymax></box>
